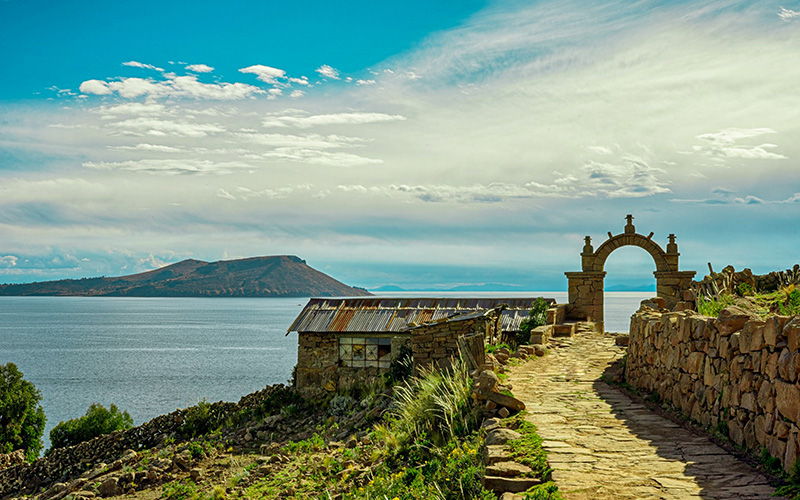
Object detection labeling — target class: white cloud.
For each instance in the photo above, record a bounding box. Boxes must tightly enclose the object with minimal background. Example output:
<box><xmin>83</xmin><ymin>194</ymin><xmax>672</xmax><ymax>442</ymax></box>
<box><xmin>261</xmin><ymin>149</ymin><xmax>382</xmax><ymax>167</ymax></box>
<box><xmin>79</xmin><ymin>75</ymin><xmax>265</xmax><ymax>100</ymax></box>
<box><xmin>694</xmin><ymin>128</ymin><xmax>787</xmax><ymax>160</ymax></box>
<box><xmin>779</xmin><ymin>7</ymin><xmax>800</xmax><ymax>21</ymax></box>
<box><xmin>587</xmin><ymin>145</ymin><xmax>613</xmax><ymax>155</ymax></box>
<box><xmin>79</xmin><ymin>79</ymin><xmax>112</xmax><ymax>95</ymax></box>
<box><xmin>289</xmin><ymin>77</ymin><xmax>310</xmax><ymax>86</ymax></box>
<box><xmin>111</xmin><ymin>143</ymin><xmax>185</xmax><ymax>153</ymax></box>
<box><xmin>185</xmin><ymin>63</ymin><xmax>215</xmax><ymax>73</ymax></box>
<box><xmin>122</xmin><ymin>61</ymin><xmax>164</xmax><ymax>72</ymax></box>
<box><xmin>217</xmin><ymin>188</ymin><xmax>236</xmax><ymax>200</ymax></box>
<box><xmin>107</xmin><ymin>117</ymin><xmax>226</xmax><ymax>137</ymax></box>
<box><xmin>0</xmin><ymin>255</ymin><xmax>18</xmax><ymax>268</ymax></box>
<box><xmin>261</xmin><ymin>111</ymin><xmax>406</xmax><ymax>128</ymax></box>
<box><xmin>83</xmin><ymin>159</ymin><xmax>256</xmax><ymax>175</ymax></box>
<box><xmin>315</xmin><ymin>64</ymin><xmax>340</xmax><ymax>80</ymax></box>
<box><xmin>356</xmin><ymin>79</ymin><xmax>376</xmax><ymax>86</ymax></box>
<box><xmin>239</xmin><ymin>64</ymin><xmax>286</xmax><ymax>84</ymax></box>
<box><xmin>290</xmin><ymin>90</ymin><xmax>305</xmax><ymax>98</ymax></box>
<box><xmin>96</xmin><ymin>102</ymin><xmax>167</xmax><ymax>118</ymax></box>
<box><xmin>235</xmin><ymin>132</ymin><xmax>363</xmax><ymax>149</ymax></box>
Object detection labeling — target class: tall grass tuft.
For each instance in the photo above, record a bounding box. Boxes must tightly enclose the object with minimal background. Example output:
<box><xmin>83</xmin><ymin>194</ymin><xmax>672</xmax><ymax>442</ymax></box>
<box><xmin>384</xmin><ymin>356</ymin><xmax>477</xmax><ymax>451</ymax></box>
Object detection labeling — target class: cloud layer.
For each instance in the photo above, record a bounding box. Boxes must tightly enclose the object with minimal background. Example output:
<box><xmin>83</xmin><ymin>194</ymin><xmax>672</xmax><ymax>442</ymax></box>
<box><xmin>2</xmin><ymin>0</ymin><xmax>800</xmax><ymax>289</ymax></box>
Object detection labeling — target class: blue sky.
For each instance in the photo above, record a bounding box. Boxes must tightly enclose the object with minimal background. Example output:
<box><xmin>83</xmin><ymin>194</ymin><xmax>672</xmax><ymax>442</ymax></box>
<box><xmin>1</xmin><ymin>0</ymin><xmax>799</xmax><ymax>291</ymax></box>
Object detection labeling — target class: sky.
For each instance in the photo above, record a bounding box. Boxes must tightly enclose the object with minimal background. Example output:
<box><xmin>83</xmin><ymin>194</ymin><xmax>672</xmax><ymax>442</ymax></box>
<box><xmin>1</xmin><ymin>0</ymin><xmax>799</xmax><ymax>291</ymax></box>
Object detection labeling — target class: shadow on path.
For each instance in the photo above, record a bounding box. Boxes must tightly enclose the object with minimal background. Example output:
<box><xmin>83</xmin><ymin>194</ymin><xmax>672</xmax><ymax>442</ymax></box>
<box><xmin>507</xmin><ymin>333</ymin><xmax>784</xmax><ymax>500</ymax></box>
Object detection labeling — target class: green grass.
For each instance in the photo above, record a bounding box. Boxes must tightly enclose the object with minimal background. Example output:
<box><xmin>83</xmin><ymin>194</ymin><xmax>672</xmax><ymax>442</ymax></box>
<box><xmin>696</xmin><ymin>293</ymin><xmax>736</xmax><ymax>317</ymax></box>
<box><xmin>504</xmin><ymin>414</ymin><xmax>552</xmax><ymax>481</ymax></box>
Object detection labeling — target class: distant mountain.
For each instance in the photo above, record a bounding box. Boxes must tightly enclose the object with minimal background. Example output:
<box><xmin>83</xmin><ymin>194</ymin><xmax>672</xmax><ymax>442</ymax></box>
<box><xmin>370</xmin><ymin>283</ymin><xmax>529</xmax><ymax>292</ymax></box>
<box><xmin>0</xmin><ymin>256</ymin><xmax>372</xmax><ymax>298</ymax></box>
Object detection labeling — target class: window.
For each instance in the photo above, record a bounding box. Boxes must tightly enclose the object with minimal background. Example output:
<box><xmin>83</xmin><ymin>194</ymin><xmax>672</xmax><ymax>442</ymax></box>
<box><xmin>339</xmin><ymin>337</ymin><xmax>392</xmax><ymax>368</ymax></box>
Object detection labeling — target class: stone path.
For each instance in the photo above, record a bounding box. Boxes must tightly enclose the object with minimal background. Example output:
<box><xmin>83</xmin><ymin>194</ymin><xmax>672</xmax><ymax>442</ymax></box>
<box><xmin>507</xmin><ymin>331</ymin><xmax>786</xmax><ymax>500</ymax></box>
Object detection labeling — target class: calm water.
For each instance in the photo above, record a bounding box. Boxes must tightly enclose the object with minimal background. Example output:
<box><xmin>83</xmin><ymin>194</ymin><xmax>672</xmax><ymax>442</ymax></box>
<box><xmin>0</xmin><ymin>292</ymin><xmax>649</xmax><ymax>451</ymax></box>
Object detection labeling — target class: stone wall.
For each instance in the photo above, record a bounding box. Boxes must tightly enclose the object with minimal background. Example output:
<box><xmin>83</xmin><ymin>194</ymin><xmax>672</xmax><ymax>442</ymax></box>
<box><xmin>626</xmin><ymin>306</ymin><xmax>800</xmax><ymax>471</ymax></box>
<box><xmin>410</xmin><ymin>311</ymin><xmax>495</xmax><ymax>374</ymax></box>
<box><xmin>295</xmin><ymin>332</ymin><xmax>411</xmax><ymax>397</ymax></box>
<box><xmin>0</xmin><ymin>385</ymin><xmax>288</xmax><ymax>498</ymax></box>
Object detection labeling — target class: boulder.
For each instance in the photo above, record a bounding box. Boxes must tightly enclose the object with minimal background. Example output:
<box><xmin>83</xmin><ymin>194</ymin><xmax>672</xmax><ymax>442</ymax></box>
<box><xmin>485</xmin><ymin>428</ymin><xmax>522</xmax><ymax>446</ymax></box>
<box><xmin>486</xmin><ymin>392</ymin><xmax>526</xmax><ymax>412</ymax></box>
<box><xmin>97</xmin><ymin>478</ymin><xmax>119</xmax><ymax>498</ymax></box>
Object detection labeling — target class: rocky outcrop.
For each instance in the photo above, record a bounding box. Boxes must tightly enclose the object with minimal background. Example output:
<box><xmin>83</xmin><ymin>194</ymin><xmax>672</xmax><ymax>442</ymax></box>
<box><xmin>627</xmin><ymin>305</ymin><xmax>800</xmax><ymax>472</ymax></box>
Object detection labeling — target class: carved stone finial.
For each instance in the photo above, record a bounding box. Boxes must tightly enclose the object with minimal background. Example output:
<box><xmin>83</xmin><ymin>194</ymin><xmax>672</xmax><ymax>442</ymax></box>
<box><xmin>667</xmin><ymin>233</ymin><xmax>678</xmax><ymax>254</ymax></box>
<box><xmin>582</xmin><ymin>236</ymin><xmax>593</xmax><ymax>254</ymax></box>
<box><xmin>624</xmin><ymin>214</ymin><xmax>635</xmax><ymax>234</ymax></box>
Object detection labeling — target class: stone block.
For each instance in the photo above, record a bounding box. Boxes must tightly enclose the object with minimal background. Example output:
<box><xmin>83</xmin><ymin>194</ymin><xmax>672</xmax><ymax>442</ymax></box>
<box><xmin>765</xmin><ymin>316</ymin><xmax>790</xmax><ymax>347</ymax></box>
<box><xmin>715</xmin><ymin>306</ymin><xmax>753</xmax><ymax>336</ymax></box>
<box><xmin>686</xmin><ymin>352</ymin><xmax>705</xmax><ymax>374</ymax></box>
<box><xmin>775</xmin><ymin>379</ymin><xmax>800</xmax><ymax>421</ymax></box>
<box><xmin>787</xmin><ymin>317</ymin><xmax>800</xmax><ymax>352</ymax></box>
<box><xmin>483</xmin><ymin>476</ymin><xmax>542</xmax><ymax>494</ymax></box>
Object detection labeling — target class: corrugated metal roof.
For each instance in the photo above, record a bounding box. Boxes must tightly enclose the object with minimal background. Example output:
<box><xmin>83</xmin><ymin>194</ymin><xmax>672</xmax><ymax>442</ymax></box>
<box><xmin>287</xmin><ymin>297</ymin><xmax>555</xmax><ymax>334</ymax></box>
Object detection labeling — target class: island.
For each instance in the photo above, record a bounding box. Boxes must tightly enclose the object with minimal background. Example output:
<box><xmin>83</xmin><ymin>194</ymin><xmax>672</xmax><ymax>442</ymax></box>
<box><xmin>0</xmin><ymin>255</ymin><xmax>371</xmax><ymax>297</ymax></box>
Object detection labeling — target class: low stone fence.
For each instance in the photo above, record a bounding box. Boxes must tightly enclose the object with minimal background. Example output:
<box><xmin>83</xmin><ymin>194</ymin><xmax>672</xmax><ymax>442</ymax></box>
<box><xmin>626</xmin><ymin>306</ymin><xmax>800</xmax><ymax>472</ymax></box>
<box><xmin>0</xmin><ymin>385</ymin><xmax>289</xmax><ymax>498</ymax></box>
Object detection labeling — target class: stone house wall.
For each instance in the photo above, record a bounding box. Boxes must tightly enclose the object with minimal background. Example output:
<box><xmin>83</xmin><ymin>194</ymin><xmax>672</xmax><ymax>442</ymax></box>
<box><xmin>410</xmin><ymin>312</ymin><xmax>495</xmax><ymax>374</ymax></box>
<box><xmin>295</xmin><ymin>332</ymin><xmax>411</xmax><ymax>397</ymax></box>
<box><xmin>626</xmin><ymin>306</ymin><xmax>800</xmax><ymax>472</ymax></box>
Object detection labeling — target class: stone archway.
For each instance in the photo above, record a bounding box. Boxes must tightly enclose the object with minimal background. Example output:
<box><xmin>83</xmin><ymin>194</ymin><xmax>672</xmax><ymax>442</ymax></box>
<box><xmin>565</xmin><ymin>215</ymin><xmax>696</xmax><ymax>331</ymax></box>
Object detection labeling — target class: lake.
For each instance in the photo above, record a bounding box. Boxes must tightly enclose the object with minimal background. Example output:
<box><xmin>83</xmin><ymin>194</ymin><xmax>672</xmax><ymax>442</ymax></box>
<box><xmin>0</xmin><ymin>291</ymin><xmax>650</xmax><ymax>451</ymax></box>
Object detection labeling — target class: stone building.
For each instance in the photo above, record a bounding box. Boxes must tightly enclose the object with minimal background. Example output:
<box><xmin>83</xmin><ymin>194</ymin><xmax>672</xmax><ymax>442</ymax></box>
<box><xmin>287</xmin><ymin>297</ymin><xmax>552</xmax><ymax>395</ymax></box>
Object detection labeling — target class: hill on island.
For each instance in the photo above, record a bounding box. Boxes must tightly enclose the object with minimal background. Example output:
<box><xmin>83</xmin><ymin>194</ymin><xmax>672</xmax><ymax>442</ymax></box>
<box><xmin>0</xmin><ymin>255</ymin><xmax>371</xmax><ymax>297</ymax></box>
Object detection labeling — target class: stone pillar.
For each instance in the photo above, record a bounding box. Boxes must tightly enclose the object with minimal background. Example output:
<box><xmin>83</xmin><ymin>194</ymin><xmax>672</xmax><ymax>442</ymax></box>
<box><xmin>654</xmin><ymin>270</ymin><xmax>697</xmax><ymax>309</ymax></box>
<box><xmin>565</xmin><ymin>271</ymin><xmax>606</xmax><ymax>330</ymax></box>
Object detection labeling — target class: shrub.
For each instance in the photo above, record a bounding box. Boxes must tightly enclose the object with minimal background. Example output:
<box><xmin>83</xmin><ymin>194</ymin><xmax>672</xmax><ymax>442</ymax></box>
<box><xmin>518</xmin><ymin>298</ymin><xmax>548</xmax><ymax>345</ymax></box>
<box><xmin>0</xmin><ymin>362</ymin><xmax>46</xmax><ymax>461</ymax></box>
<box><xmin>181</xmin><ymin>399</ymin><xmax>216</xmax><ymax>438</ymax></box>
<box><xmin>49</xmin><ymin>402</ymin><xmax>133</xmax><ymax>450</ymax></box>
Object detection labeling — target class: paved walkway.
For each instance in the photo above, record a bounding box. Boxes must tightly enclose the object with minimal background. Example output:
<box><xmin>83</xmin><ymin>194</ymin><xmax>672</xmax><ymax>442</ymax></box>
<box><xmin>507</xmin><ymin>331</ymin><xmax>785</xmax><ymax>500</ymax></box>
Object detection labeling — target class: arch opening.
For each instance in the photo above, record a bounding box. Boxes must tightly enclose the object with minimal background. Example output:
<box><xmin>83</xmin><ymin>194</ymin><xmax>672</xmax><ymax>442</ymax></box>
<box><xmin>603</xmin><ymin>246</ymin><xmax>656</xmax><ymax>333</ymax></box>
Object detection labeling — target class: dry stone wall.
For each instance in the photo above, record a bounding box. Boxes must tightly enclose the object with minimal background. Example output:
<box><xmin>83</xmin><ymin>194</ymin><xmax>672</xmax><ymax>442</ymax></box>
<box><xmin>626</xmin><ymin>306</ymin><xmax>800</xmax><ymax>472</ymax></box>
<box><xmin>0</xmin><ymin>385</ymin><xmax>288</xmax><ymax>498</ymax></box>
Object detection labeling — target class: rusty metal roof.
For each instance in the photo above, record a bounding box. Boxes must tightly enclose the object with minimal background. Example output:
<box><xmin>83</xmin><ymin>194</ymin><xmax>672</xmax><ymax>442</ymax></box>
<box><xmin>287</xmin><ymin>297</ymin><xmax>555</xmax><ymax>334</ymax></box>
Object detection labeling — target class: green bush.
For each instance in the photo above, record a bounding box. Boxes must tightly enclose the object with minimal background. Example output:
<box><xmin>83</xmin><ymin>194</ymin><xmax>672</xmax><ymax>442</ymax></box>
<box><xmin>0</xmin><ymin>362</ymin><xmax>46</xmax><ymax>461</ymax></box>
<box><xmin>181</xmin><ymin>399</ymin><xmax>216</xmax><ymax>438</ymax></box>
<box><xmin>49</xmin><ymin>402</ymin><xmax>133</xmax><ymax>451</ymax></box>
<box><xmin>518</xmin><ymin>297</ymin><xmax>548</xmax><ymax>345</ymax></box>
